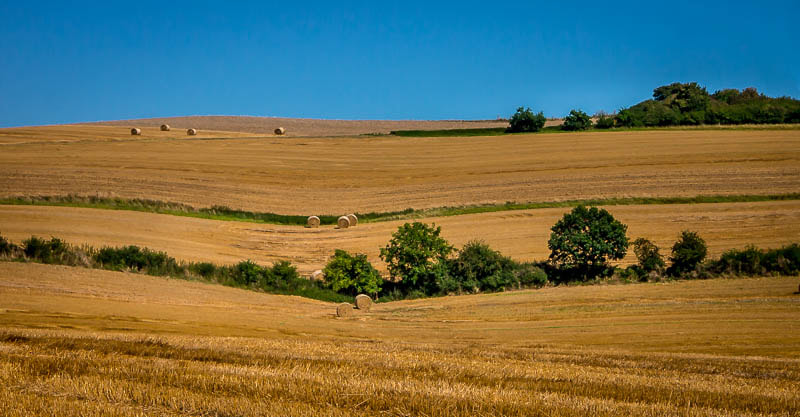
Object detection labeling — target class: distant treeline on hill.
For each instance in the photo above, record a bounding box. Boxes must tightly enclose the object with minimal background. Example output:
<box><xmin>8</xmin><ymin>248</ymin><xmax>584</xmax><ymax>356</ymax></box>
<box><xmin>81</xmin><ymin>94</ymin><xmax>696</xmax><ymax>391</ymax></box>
<box><xmin>614</xmin><ymin>82</ymin><xmax>800</xmax><ymax>127</ymax></box>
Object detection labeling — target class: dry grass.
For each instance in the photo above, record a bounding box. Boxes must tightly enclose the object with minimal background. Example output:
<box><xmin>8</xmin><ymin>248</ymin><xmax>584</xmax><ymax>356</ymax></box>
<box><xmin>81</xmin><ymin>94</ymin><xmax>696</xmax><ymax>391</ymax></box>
<box><xmin>0</xmin><ymin>262</ymin><xmax>798</xmax><ymax>416</ymax></box>
<box><xmin>1</xmin><ymin>201</ymin><xmax>798</xmax><ymax>274</ymax></box>
<box><xmin>84</xmin><ymin>115</ymin><xmax>514</xmax><ymax>136</ymax></box>
<box><xmin>0</xmin><ymin>126</ymin><xmax>797</xmax><ymax>214</ymax></box>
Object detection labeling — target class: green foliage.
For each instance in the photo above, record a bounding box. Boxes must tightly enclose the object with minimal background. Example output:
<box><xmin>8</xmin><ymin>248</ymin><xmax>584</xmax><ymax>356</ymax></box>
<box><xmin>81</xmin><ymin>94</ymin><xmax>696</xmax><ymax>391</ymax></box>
<box><xmin>709</xmin><ymin>244</ymin><xmax>800</xmax><ymax>276</ymax></box>
<box><xmin>0</xmin><ymin>233</ymin><xmax>18</xmax><ymax>257</ymax></box>
<box><xmin>188</xmin><ymin>262</ymin><xmax>217</xmax><ymax>279</ymax></box>
<box><xmin>632</xmin><ymin>238</ymin><xmax>665</xmax><ymax>273</ymax></box>
<box><xmin>562</xmin><ymin>109</ymin><xmax>593</xmax><ymax>131</ymax></box>
<box><xmin>594</xmin><ymin>112</ymin><xmax>615</xmax><ymax>129</ymax></box>
<box><xmin>23</xmin><ymin>236</ymin><xmax>85</xmax><ymax>266</ymax></box>
<box><xmin>93</xmin><ymin>245</ymin><xmax>181</xmax><ymax>276</ymax></box>
<box><xmin>512</xmin><ymin>262</ymin><xmax>548</xmax><ymax>288</ymax></box>
<box><xmin>507</xmin><ymin>107</ymin><xmax>546</xmax><ymax>133</ymax></box>
<box><xmin>548</xmin><ymin>206</ymin><xmax>629</xmax><ymax>281</ymax></box>
<box><xmin>616</xmin><ymin>82</ymin><xmax>800</xmax><ymax>127</ymax></box>
<box><xmin>668</xmin><ymin>231</ymin><xmax>708</xmax><ymax>276</ymax></box>
<box><xmin>323</xmin><ymin>249</ymin><xmax>383</xmax><ymax>295</ymax></box>
<box><xmin>391</xmin><ymin>127</ymin><xmax>507</xmax><ymax>137</ymax></box>
<box><xmin>380</xmin><ymin>222</ymin><xmax>453</xmax><ymax>295</ymax></box>
<box><xmin>447</xmin><ymin>240</ymin><xmax>515</xmax><ymax>293</ymax></box>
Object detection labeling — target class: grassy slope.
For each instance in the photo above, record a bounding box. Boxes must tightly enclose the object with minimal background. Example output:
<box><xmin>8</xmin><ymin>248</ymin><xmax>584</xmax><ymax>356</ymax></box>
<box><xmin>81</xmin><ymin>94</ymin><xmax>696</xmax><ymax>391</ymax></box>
<box><xmin>0</xmin><ymin>262</ymin><xmax>798</xmax><ymax>416</ymax></box>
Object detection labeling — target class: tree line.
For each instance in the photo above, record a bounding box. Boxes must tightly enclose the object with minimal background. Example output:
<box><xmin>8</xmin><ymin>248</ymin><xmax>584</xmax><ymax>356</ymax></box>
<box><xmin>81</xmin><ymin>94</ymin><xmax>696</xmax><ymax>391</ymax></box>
<box><xmin>509</xmin><ymin>82</ymin><xmax>800</xmax><ymax>132</ymax></box>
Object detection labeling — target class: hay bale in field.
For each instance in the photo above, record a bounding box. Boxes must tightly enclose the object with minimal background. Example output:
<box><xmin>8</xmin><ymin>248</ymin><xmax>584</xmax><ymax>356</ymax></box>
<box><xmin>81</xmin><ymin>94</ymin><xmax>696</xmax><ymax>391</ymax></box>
<box><xmin>336</xmin><ymin>303</ymin><xmax>352</xmax><ymax>317</ymax></box>
<box><xmin>307</xmin><ymin>215</ymin><xmax>320</xmax><ymax>228</ymax></box>
<box><xmin>311</xmin><ymin>269</ymin><xmax>324</xmax><ymax>281</ymax></box>
<box><xmin>337</xmin><ymin>216</ymin><xmax>350</xmax><ymax>229</ymax></box>
<box><xmin>274</xmin><ymin>127</ymin><xmax>286</xmax><ymax>135</ymax></box>
<box><xmin>346</xmin><ymin>214</ymin><xmax>358</xmax><ymax>227</ymax></box>
<box><xmin>130</xmin><ymin>128</ymin><xmax>141</xmax><ymax>135</ymax></box>
<box><xmin>187</xmin><ymin>128</ymin><xmax>197</xmax><ymax>136</ymax></box>
<box><xmin>354</xmin><ymin>294</ymin><xmax>372</xmax><ymax>312</ymax></box>
<box><xmin>160</xmin><ymin>124</ymin><xmax>170</xmax><ymax>131</ymax></box>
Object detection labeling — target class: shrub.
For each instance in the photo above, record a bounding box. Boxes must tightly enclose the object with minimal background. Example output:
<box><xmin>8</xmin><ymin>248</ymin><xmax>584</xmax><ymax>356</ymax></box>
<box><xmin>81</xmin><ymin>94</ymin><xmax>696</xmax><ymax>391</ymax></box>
<box><xmin>261</xmin><ymin>260</ymin><xmax>301</xmax><ymax>290</ymax></box>
<box><xmin>562</xmin><ymin>109</ymin><xmax>593</xmax><ymax>131</ymax></box>
<box><xmin>448</xmin><ymin>240</ymin><xmax>515</xmax><ymax>293</ymax></box>
<box><xmin>548</xmin><ymin>206</ymin><xmax>629</xmax><ymax>281</ymax></box>
<box><xmin>507</xmin><ymin>107</ymin><xmax>546</xmax><ymax>133</ymax></box>
<box><xmin>230</xmin><ymin>260</ymin><xmax>263</xmax><ymax>286</ymax></box>
<box><xmin>323</xmin><ymin>249</ymin><xmax>383</xmax><ymax>295</ymax></box>
<box><xmin>668</xmin><ymin>231</ymin><xmax>707</xmax><ymax>277</ymax></box>
<box><xmin>22</xmin><ymin>236</ymin><xmax>85</xmax><ymax>266</ymax></box>
<box><xmin>93</xmin><ymin>245</ymin><xmax>181</xmax><ymax>276</ymax></box>
<box><xmin>761</xmin><ymin>244</ymin><xmax>800</xmax><ymax>275</ymax></box>
<box><xmin>189</xmin><ymin>262</ymin><xmax>217</xmax><ymax>279</ymax></box>
<box><xmin>632</xmin><ymin>238</ymin><xmax>665</xmax><ymax>273</ymax></box>
<box><xmin>380</xmin><ymin>222</ymin><xmax>453</xmax><ymax>295</ymax></box>
<box><xmin>594</xmin><ymin>112</ymin><xmax>615</xmax><ymax>129</ymax></box>
<box><xmin>512</xmin><ymin>262</ymin><xmax>548</xmax><ymax>287</ymax></box>
<box><xmin>0</xmin><ymin>233</ymin><xmax>19</xmax><ymax>257</ymax></box>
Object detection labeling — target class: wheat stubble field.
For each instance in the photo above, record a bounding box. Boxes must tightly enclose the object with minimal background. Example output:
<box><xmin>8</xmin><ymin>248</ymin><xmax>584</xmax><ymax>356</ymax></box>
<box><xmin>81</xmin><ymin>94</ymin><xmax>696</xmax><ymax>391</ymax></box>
<box><xmin>1</xmin><ymin>120</ymin><xmax>800</xmax><ymax>416</ymax></box>
<box><xmin>0</xmin><ymin>263</ymin><xmax>798</xmax><ymax>416</ymax></box>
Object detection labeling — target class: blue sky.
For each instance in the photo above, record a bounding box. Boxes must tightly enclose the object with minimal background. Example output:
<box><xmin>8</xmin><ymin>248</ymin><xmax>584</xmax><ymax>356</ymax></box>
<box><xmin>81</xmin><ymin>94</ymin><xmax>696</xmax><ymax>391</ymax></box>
<box><xmin>1</xmin><ymin>1</ymin><xmax>798</xmax><ymax>127</ymax></box>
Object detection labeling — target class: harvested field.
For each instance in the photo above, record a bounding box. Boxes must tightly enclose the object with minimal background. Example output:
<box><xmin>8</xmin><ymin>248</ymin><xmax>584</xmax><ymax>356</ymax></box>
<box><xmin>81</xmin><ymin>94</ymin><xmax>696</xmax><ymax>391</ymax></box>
<box><xmin>1</xmin><ymin>201</ymin><xmax>798</xmax><ymax>274</ymax></box>
<box><xmin>0</xmin><ymin>126</ymin><xmax>798</xmax><ymax>214</ymax></box>
<box><xmin>0</xmin><ymin>262</ymin><xmax>798</xmax><ymax>416</ymax></box>
<box><xmin>0</xmin><ymin>124</ymin><xmax>266</xmax><ymax>145</ymax></box>
<box><xmin>84</xmin><ymin>115</ymin><xmax>514</xmax><ymax>136</ymax></box>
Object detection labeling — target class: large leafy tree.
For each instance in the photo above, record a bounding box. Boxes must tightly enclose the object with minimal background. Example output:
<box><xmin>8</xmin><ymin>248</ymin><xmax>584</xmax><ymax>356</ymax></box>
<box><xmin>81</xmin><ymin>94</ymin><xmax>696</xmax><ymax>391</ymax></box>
<box><xmin>323</xmin><ymin>249</ymin><xmax>383</xmax><ymax>295</ymax></box>
<box><xmin>548</xmin><ymin>206</ymin><xmax>629</xmax><ymax>280</ymax></box>
<box><xmin>380</xmin><ymin>222</ymin><xmax>453</xmax><ymax>295</ymax></box>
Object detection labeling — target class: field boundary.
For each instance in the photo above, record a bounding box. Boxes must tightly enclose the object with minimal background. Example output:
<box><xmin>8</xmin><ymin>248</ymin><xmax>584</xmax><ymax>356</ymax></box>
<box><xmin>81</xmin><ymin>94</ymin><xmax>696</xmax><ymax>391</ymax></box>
<box><xmin>2</xmin><ymin>193</ymin><xmax>799</xmax><ymax>226</ymax></box>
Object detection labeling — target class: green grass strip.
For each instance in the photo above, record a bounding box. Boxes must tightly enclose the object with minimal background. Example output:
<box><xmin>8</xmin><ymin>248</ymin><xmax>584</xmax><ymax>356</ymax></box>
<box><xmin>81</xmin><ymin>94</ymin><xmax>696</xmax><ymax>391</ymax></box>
<box><xmin>2</xmin><ymin>193</ymin><xmax>799</xmax><ymax>226</ymax></box>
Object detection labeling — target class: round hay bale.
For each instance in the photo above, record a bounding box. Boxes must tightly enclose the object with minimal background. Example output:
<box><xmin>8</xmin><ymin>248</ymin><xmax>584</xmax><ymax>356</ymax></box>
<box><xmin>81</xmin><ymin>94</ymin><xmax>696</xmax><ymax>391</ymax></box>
<box><xmin>130</xmin><ymin>128</ymin><xmax>141</xmax><ymax>135</ymax></box>
<box><xmin>336</xmin><ymin>303</ymin><xmax>352</xmax><ymax>317</ymax></box>
<box><xmin>274</xmin><ymin>127</ymin><xmax>286</xmax><ymax>135</ymax></box>
<box><xmin>346</xmin><ymin>213</ymin><xmax>358</xmax><ymax>227</ymax></box>
<box><xmin>337</xmin><ymin>216</ymin><xmax>350</xmax><ymax>229</ymax></box>
<box><xmin>187</xmin><ymin>128</ymin><xmax>197</xmax><ymax>136</ymax></box>
<box><xmin>311</xmin><ymin>269</ymin><xmax>324</xmax><ymax>281</ymax></box>
<box><xmin>354</xmin><ymin>294</ymin><xmax>372</xmax><ymax>311</ymax></box>
<box><xmin>160</xmin><ymin>124</ymin><xmax>170</xmax><ymax>131</ymax></box>
<box><xmin>307</xmin><ymin>215</ymin><xmax>320</xmax><ymax>228</ymax></box>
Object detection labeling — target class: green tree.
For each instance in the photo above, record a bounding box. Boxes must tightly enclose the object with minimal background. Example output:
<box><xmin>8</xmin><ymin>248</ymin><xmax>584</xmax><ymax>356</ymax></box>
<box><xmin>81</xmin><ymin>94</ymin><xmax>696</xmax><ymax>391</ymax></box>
<box><xmin>507</xmin><ymin>107</ymin><xmax>546</xmax><ymax>133</ymax></box>
<box><xmin>448</xmin><ymin>240</ymin><xmax>515</xmax><ymax>293</ymax></box>
<box><xmin>632</xmin><ymin>238</ymin><xmax>665</xmax><ymax>273</ymax></box>
<box><xmin>380</xmin><ymin>222</ymin><xmax>453</xmax><ymax>295</ymax></box>
<box><xmin>562</xmin><ymin>109</ymin><xmax>593</xmax><ymax>131</ymax></box>
<box><xmin>668</xmin><ymin>231</ymin><xmax>707</xmax><ymax>276</ymax></box>
<box><xmin>323</xmin><ymin>249</ymin><xmax>383</xmax><ymax>295</ymax></box>
<box><xmin>548</xmin><ymin>206</ymin><xmax>629</xmax><ymax>280</ymax></box>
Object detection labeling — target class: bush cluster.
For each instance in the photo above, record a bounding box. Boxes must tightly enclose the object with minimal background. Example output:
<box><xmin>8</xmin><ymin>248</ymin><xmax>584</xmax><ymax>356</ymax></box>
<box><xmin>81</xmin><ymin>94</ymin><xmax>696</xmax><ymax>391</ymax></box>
<box><xmin>0</xmin><ymin>233</ymin><xmax>349</xmax><ymax>303</ymax></box>
<box><xmin>507</xmin><ymin>107</ymin><xmax>546</xmax><ymax>133</ymax></box>
<box><xmin>708</xmin><ymin>244</ymin><xmax>800</xmax><ymax>276</ymax></box>
<box><xmin>615</xmin><ymin>83</ymin><xmax>800</xmax><ymax>127</ymax></box>
<box><xmin>323</xmin><ymin>249</ymin><xmax>382</xmax><ymax>295</ymax></box>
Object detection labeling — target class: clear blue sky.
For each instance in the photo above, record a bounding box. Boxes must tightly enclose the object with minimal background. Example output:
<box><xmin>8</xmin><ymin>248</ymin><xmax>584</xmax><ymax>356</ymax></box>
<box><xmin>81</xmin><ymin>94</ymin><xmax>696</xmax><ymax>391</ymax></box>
<box><xmin>1</xmin><ymin>1</ymin><xmax>798</xmax><ymax>127</ymax></box>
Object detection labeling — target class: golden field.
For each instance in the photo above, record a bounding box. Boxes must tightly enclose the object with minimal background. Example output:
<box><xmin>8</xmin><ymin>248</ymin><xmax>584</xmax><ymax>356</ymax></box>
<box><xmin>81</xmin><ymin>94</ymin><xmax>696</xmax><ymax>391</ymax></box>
<box><xmin>0</xmin><ymin>125</ymin><xmax>798</xmax><ymax>214</ymax></box>
<box><xmin>0</xmin><ymin>263</ymin><xmax>798</xmax><ymax>416</ymax></box>
<box><xmin>2</xmin><ymin>120</ymin><xmax>800</xmax><ymax>415</ymax></box>
<box><xmin>1</xmin><ymin>201</ymin><xmax>799</xmax><ymax>275</ymax></box>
